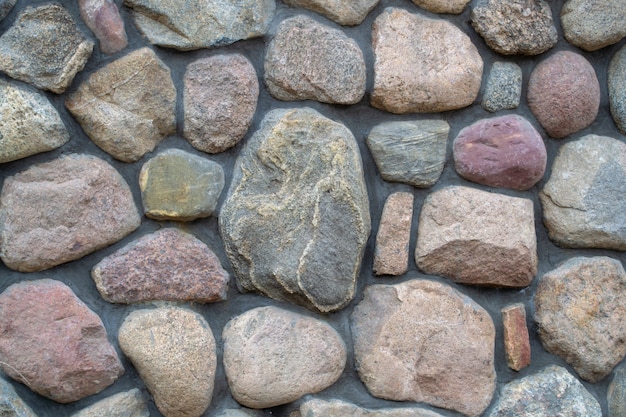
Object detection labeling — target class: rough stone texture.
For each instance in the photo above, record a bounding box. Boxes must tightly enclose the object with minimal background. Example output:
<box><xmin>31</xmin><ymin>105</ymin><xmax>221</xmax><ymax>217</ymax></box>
<box><xmin>264</xmin><ymin>15</ymin><xmax>366</xmax><ymax>105</ymax></box>
<box><xmin>65</xmin><ymin>47</ymin><xmax>176</xmax><ymax>162</ymax></box>
<box><xmin>184</xmin><ymin>54</ymin><xmax>258</xmax><ymax>154</ymax></box>
<box><xmin>0</xmin><ymin>0</ymin><xmax>15</xmax><ymax>21</ymax></box>
<box><xmin>0</xmin><ymin>78</ymin><xmax>70</xmax><ymax>164</ymax></box>
<box><xmin>416</xmin><ymin>186</ymin><xmax>537</xmax><ymax>287</ymax></box>
<box><xmin>371</xmin><ymin>8</ymin><xmax>483</xmax><ymax>114</ymax></box>
<box><xmin>216</xmin><ymin>410</ymin><xmax>265</xmax><ymax>417</ymax></box>
<box><xmin>71</xmin><ymin>389</ymin><xmax>149</xmax><ymax>417</ymax></box>
<box><xmin>0</xmin><ymin>377</ymin><xmax>37</xmax><ymax>417</ymax></box>
<box><xmin>482</xmin><ymin>61</ymin><xmax>523</xmax><ymax>112</ymax></box>
<box><xmin>92</xmin><ymin>228</ymin><xmax>229</xmax><ymax>304</ymax></box>
<box><xmin>123</xmin><ymin>0</ymin><xmax>276</xmax><ymax>50</ymax></box>
<box><xmin>453</xmin><ymin>114</ymin><xmax>547</xmax><ymax>190</ymax></box>
<box><xmin>487</xmin><ymin>365</ymin><xmax>602</xmax><ymax>417</ymax></box>
<box><xmin>118</xmin><ymin>307</ymin><xmax>216</xmax><ymax>417</ymax></box>
<box><xmin>222</xmin><ymin>306</ymin><xmax>346</xmax><ymax>409</ymax></box>
<box><xmin>609</xmin><ymin>44</ymin><xmax>626</xmax><ymax>135</ymax></box>
<box><xmin>0</xmin><ymin>154</ymin><xmax>140</xmax><ymax>272</ymax></box>
<box><xmin>535</xmin><ymin>256</ymin><xmax>626</xmax><ymax>383</ymax></box>
<box><xmin>219</xmin><ymin>108</ymin><xmax>370</xmax><ymax>313</ymax></box>
<box><xmin>0</xmin><ymin>4</ymin><xmax>93</xmax><ymax>94</ymax></box>
<box><xmin>502</xmin><ymin>303</ymin><xmax>531</xmax><ymax>371</ymax></box>
<box><xmin>527</xmin><ymin>51</ymin><xmax>600</xmax><ymax>138</ymax></box>
<box><xmin>373</xmin><ymin>192</ymin><xmax>413</xmax><ymax>276</ymax></box>
<box><xmin>282</xmin><ymin>0</ymin><xmax>379</xmax><ymax>25</ymax></box>
<box><xmin>561</xmin><ymin>0</ymin><xmax>626</xmax><ymax>51</ymax></box>
<box><xmin>351</xmin><ymin>280</ymin><xmax>496</xmax><ymax>417</ymax></box>
<box><xmin>470</xmin><ymin>0</ymin><xmax>557</xmax><ymax>55</ymax></box>
<box><xmin>0</xmin><ymin>279</ymin><xmax>124</xmax><ymax>403</ymax></box>
<box><xmin>411</xmin><ymin>0</ymin><xmax>470</xmax><ymax>14</ymax></box>
<box><xmin>78</xmin><ymin>0</ymin><xmax>128</xmax><ymax>54</ymax></box>
<box><xmin>366</xmin><ymin>120</ymin><xmax>449</xmax><ymax>187</ymax></box>
<box><xmin>540</xmin><ymin>135</ymin><xmax>626</xmax><ymax>250</ymax></box>
<box><xmin>609</xmin><ymin>363</ymin><xmax>626</xmax><ymax>417</ymax></box>
<box><xmin>139</xmin><ymin>149</ymin><xmax>225</xmax><ymax>221</ymax></box>
<box><xmin>298</xmin><ymin>398</ymin><xmax>447</xmax><ymax>417</ymax></box>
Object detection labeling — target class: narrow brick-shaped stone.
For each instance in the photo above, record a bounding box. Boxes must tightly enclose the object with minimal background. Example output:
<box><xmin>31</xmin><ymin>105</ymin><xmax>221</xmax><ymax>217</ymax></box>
<box><xmin>373</xmin><ymin>192</ymin><xmax>413</xmax><ymax>276</ymax></box>
<box><xmin>502</xmin><ymin>303</ymin><xmax>531</xmax><ymax>371</ymax></box>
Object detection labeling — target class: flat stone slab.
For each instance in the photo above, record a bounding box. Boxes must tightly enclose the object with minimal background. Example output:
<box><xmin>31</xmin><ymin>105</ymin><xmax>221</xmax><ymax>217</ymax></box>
<box><xmin>78</xmin><ymin>0</ymin><xmax>128</xmax><ymax>54</ymax></box>
<box><xmin>0</xmin><ymin>377</ymin><xmax>37</xmax><ymax>417</ymax></box>
<box><xmin>482</xmin><ymin>61</ymin><xmax>522</xmax><ymax>112</ymax></box>
<box><xmin>609</xmin><ymin>43</ymin><xmax>626</xmax><ymax>135</ymax></box>
<box><xmin>0</xmin><ymin>154</ymin><xmax>140</xmax><ymax>272</ymax></box>
<box><xmin>416</xmin><ymin>186</ymin><xmax>537</xmax><ymax>287</ymax></box>
<box><xmin>71</xmin><ymin>389</ymin><xmax>149</xmax><ymax>417</ymax></box>
<box><xmin>502</xmin><ymin>303</ymin><xmax>531</xmax><ymax>371</ymax></box>
<box><xmin>561</xmin><ymin>0</ymin><xmax>626</xmax><ymax>51</ymax></box>
<box><xmin>219</xmin><ymin>107</ymin><xmax>370</xmax><ymax>313</ymax></box>
<box><xmin>298</xmin><ymin>398</ymin><xmax>447</xmax><ymax>417</ymax></box>
<box><xmin>373</xmin><ymin>192</ymin><xmax>413</xmax><ymax>276</ymax></box>
<box><xmin>282</xmin><ymin>0</ymin><xmax>379</xmax><ymax>25</ymax></box>
<box><xmin>351</xmin><ymin>279</ymin><xmax>496</xmax><ymax>417</ymax></box>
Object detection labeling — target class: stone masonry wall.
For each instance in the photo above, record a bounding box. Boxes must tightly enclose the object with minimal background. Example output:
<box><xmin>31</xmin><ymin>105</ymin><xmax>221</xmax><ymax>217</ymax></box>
<box><xmin>0</xmin><ymin>0</ymin><xmax>626</xmax><ymax>416</ymax></box>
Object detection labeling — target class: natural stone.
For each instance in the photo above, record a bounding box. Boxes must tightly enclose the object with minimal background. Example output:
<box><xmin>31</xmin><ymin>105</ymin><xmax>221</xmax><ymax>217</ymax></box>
<box><xmin>92</xmin><ymin>228</ymin><xmax>229</xmax><ymax>304</ymax></box>
<box><xmin>78</xmin><ymin>0</ymin><xmax>128</xmax><ymax>54</ymax></box>
<box><xmin>184</xmin><ymin>54</ymin><xmax>258</xmax><ymax>154</ymax></box>
<box><xmin>609</xmin><ymin>363</ymin><xmax>626</xmax><ymax>417</ymax></box>
<box><xmin>502</xmin><ymin>303</ymin><xmax>531</xmax><ymax>371</ymax></box>
<box><xmin>487</xmin><ymin>365</ymin><xmax>602</xmax><ymax>417</ymax></box>
<box><xmin>0</xmin><ymin>377</ymin><xmax>37</xmax><ymax>417</ymax></box>
<box><xmin>139</xmin><ymin>149</ymin><xmax>225</xmax><ymax>221</ymax></box>
<box><xmin>470</xmin><ymin>0</ymin><xmax>557</xmax><ymax>55</ymax></box>
<box><xmin>124</xmin><ymin>0</ymin><xmax>276</xmax><ymax>50</ymax></box>
<box><xmin>416</xmin><ymin>186</ymin><xmax>537</xmax><ymax>287</ymax></box>
<box><xmin>527</xmin><ymin>51</ymin><xmax>600</xmax><ymax>138</ymax></box>
<box><xmin>366</xmin><ymin>120</ymin><xmax>449</xmax><ymax>187</ymax></box>
<box><xmin>264</xmin><ymin>15</ymin><xmax>366</xmax><ymax>105</ymax></box>
<box><xmin>216</xmin><ymin>410</ymin><xmax>264</xmax><ymax>417</ymax></box>
<box><xmin>609</xmin><ymin>44</ymin><xmax>626</xmax><ymax>135</ymax></box>
<box><xmin>482</xmin><ymin>61</ymin><xmax>523</xmax><ymax>112</ymax></box>
<box><xmin>373</xmin><ymin>192</ymin><xmax>413</xmax><ymax>276</ymax></box>
<box><xmin>282</xmin><ymin>0</ymin><xmax>379</xmax><ymax>25</ymax></box>
<box><xmin>222</xmin><ymin>306</ymin><xmax>346</xmax><ymax>408</ymax></box>
<box><xmin>219</xmin><ymin>108</ymin><xmax>370</xmax><ymax>313</ymax></box>
<box><xmin>410</xmin><ymin>0</ymin><xmax>470</xmax><ymax>14</ymax></box>
<box><xmin>540</xmin><ymin>135</ymin><xmax>626</xmax><ymax>250</ymax></box>
<box><xmin>0</xmin><ymin>154</ymin><xmax>140</xmax><ymax>272</ymax></box>
<box><xmin>0</xmin><ymin>279</ymin><xmax>124</xmax><ymax>403</ymax></box>
<box><xmin>561</xmin><ymin>0</ymin><xmax>626</xmax><ymax>51</ymax></box>
<box><xmin>298</xmin><ymin>398</ymin><xmax>447</xmax><ymax>417</ymax></box>
<box><xmin>0</xmin><ymin>0</ymin><xmax>15</xmax><ymax>22</ymax></box>
<box><xmin>535</xmin><ymin>256</ymin><xmax>626</xmax><ymax>383</ymax></box>
<box><xmin>71</xmin><ymin>389</ymin><xmax>149</xmax><ymax>417</ymax></box>
<box><xmin>371</xmin><ymin>8</ymin><xmax>483</xmax><ymax>114</ymax></box>
<box><xmin>0</xmin><ymin>4</ymin><xmax>93</xmax><ymax>94</ymax></box>
<box><xmin>65</xmin><ymin>47</ymin><xmax>176</xmax><ymax>162</ymax></box>
<box><xmin>0</xmin><ymin>78</ymin><xmax>70</xmax><ymax>163</ymax></box>
<box><xmin>453</xmin><ymin>114</ymin><xmax>547</xmax><ymax>190</ymax></box>
<box><xmin>118</xmin><ymin>307</ymin><xmax>216</xmax><ymax>417</ymax></box>
<box><xmin>351</xmin><ymin>279</ymin><xmax>495</xmax><ymax>417</ymax></box>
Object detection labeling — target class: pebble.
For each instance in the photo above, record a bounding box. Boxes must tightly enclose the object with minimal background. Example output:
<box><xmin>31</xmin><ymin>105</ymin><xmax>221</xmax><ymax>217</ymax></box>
<box><xmin>410</xmin><ymin>0</ymin><xmax>470</xmax><ymax>14</ymax></box>
<box><xmin>282</xmin><ymin>0</ymin><xmax>379</xmax><ymax>25</ymax></box>
<box><xmin>0</xmin><ymin>377</ymin><xmax>37</xmax><ymax>417</ymax></box>
<box><xmin>373</xmin><ymin>192</ymin><xmax>413</xmax><ymax>276</ymax></box>
<box><xmin>78</xmin><ymin>0</ymin><xmax>128</xmax><ymax>54</ymax></box>
<box><xmin>297</xmin><ymin>397</ymin><xmax>447</xmax><ymax>417</ymax></box>
<box><xmin>609</xmin><ymin>43</ymin><xmax>626</xmax><ymax>135</ymax></box>
<box><xmin>71</xmin><ymin>389</ymin><xmax>149</xmax><ymax>417</ymax></box>
<box><xmin>561</xmin><ymin>0</ymin><xmax>626</xmax><ymax>51</ymax></box>
<box><xmin>482</xmin><ymin>61</ymin><xmax>522</xmax><ymax>112</ymax></box>
<box><xmin>502</xmin><ymin>303</ymin><xmax>531</xmax><ymax>371</ymax></box>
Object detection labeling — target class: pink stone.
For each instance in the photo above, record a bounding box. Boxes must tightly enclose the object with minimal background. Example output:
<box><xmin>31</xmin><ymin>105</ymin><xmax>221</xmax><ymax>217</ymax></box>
<box><xmin>373</xmin><ymin>192</ymin><xmax>414</xmax><ymax>276</ymax></box>
<box><xmin>502</xmin><ymin>303</ymin><xmax>531</xmax><ymax>371</ymax></box>
<box><xmin>78</xmin><ymin>0</ymin><xmax>128</xmax><ymax>54</ymax></box>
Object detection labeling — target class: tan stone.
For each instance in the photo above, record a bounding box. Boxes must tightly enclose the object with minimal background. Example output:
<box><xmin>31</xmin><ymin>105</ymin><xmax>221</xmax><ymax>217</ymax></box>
<box><xmin>71</xmin><ymin>389</ymin><xmax>149</xmax><ymax>417</ymax></box>
<box><xmin>502</xmin><ymin>303</ymin><xmax>531</xmax><ymax>371</ymax></box>
<box><xmin>411</xmin><ymin>0</ymin><xmax>470</xmax><ymax>13</ymax></box>
<box><xmin>373</xmin><ymin>192</ymin><xmax>413</xmax><ymax>276</ymax></box>
<box><xmin>282</xmin><ymin>0</ymin><xmax>379</xmax><ymax>25</ymax></box>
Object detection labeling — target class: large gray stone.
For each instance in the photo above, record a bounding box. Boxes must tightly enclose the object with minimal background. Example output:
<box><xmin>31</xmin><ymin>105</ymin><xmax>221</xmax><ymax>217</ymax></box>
<box><xmin>0</xmin><ymin>377</ymin><xmax>37</xmax><ymax>417</ymax></box>
<box><xmin>609</xmin><ymin>44</ymin><xmax>626</xmax><ymax>135</ymax></box>
<box><xmin>482</xmin><ymin>62</ymin><xmax>522</xmax><ymax>112</ymax></box>
<box><xmin>282</xmin><ymin>0</ymin><xmax>379</xmax><ymax>25</ymax></box>
<box><xmin>71</xmin><ymin>389</ymin><xmax>149</xmax><ymax>417</ymax></box>
<box><xmin>219</xmin><ymin>108</ymin><xmax>370</xmax><ymax>313</ymax></box>
<box><xmin>298</xmin><ymin>398</ymin><xmax>447</xmax><ymax>417</ymax></box>
<box><xmin>561</xmin><ymin>0</ymin><xmax>626</xmax><ymax>51</ymax></box>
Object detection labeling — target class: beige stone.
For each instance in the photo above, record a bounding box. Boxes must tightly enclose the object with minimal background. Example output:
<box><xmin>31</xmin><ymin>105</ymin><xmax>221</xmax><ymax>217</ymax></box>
<box><xmin>373</xmin><ymin>192</ymin><xmax>413</xmax><ymax>276</ymax></box>
<box><xmin>282</xmin><ymin>0</ymin><xmax>379</xmax><ymax>25</ymax></box>
<box><xmin>299</xmin><ymin>398</ymin><xmax>447</xmax><ymax>416</ymax></box>
<box><xmin>411</xmin><ymin>0</ymin><xmax>470</xmax><ymax>14</ymax></box>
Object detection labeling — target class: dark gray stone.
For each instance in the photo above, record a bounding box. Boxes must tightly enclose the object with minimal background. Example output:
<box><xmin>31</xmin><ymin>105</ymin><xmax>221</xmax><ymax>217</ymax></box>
<box><xmin>0</xmin><ymin>0</ymin><xmax>16</xmax><ymax>22</ymax></box>
<box><xmin>609</xmin><ymin>44</ymin><xmax>626</xmax><ymax>135</ymax></box>
<box><xmin>609</xmin><ymin>363</ymin><xmax>626</xmax><ymax>417</ymax></box>
<box><xmin>561</xmin><ymin>0</ymin><xmax>626</xmax><ymax>51</ymax></box>
<box><xmin>0</xmin><ymin>377</ymin><xmax>37</xmax><ymax>417</ymax></box>
<box><xmin>71</xmin><ymin>389</ymin><xmax>149</xmax><ymax>417</ymax></box>
<box><xmin>482</xmin><ymin>62</ymin><xmax>522</xmax><ymax>112</ymax></box>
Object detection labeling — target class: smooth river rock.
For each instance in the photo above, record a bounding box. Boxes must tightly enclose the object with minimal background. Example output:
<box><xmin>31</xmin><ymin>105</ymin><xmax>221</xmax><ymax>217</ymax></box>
<box><xmin>351</xmin><ymin>280</ymin><xmax>496</xmax><ymax>417</ymax></box>
<box><xmin>219</xmin><ymin>108</ymin><xmax>370</xmax><ymax>313</ymax></box>
<box><xmin>609</xmin><ymin>44</ymin><xmax>626</xmax><ymax>135</ymax></box>
<box><xmin>411</xmin><ymin>0</ymin><xmax>470</xmax><ymax>14</ymax></box>
<box><xmin>78</xmin><ymin>0</ymin><xmax>128</xmax><ymax>54</ymax></box>
<box><xmin>482</xmin><ymin>61</ymin><xmax>523</xmax><ymax>112</ymax></box>
<box><xmin>373</xmin><ymin>192</ymin><xmax>413</xmax><ymax>276</ymax></box>
<box><xmin>71</xmin><ymin>389</ymin><xmax>149</xmax><ymax>417</ymax></box>
<box><xmin>561</xmin><ymin>0</ymin><xmax>626</xmax><ymax>51</ymax></box>
<box><xmin>0</xmin><ymin>377</ymin><xmax>37</xmax><ymax>417</ymax></box>
<box><xmin>298</xmin><ymin>398</ymin><xmax>447</xmax><ymax>417</ymax></box>
<box><xmin>282</xmin><ymin>0</ymin><xmax>379</xmax><ymax>25</ymax></box>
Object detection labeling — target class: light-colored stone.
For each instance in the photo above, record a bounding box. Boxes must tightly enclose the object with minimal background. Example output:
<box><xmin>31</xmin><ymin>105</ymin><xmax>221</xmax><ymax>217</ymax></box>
<box><xmin>299</xmin><ymin>398</ymin><xmax>447</xmax><ymax>417</ymax></box>
<box><xmin>222</xmin><ymin>306</ymin><xmax>346</xmax><ymax>409</ymax></box>
<box><xmin>0</xmin><ymin>377</ymin><xmax>38</xmax><ymax>417</ymax></box>
<box><xmin>502</xmin><ymin>303</ymin><xmax>531</xmax><ymax>371</ymax></box>
<box><xmin>416</xmin><ymin>186</ymin><xmax>537</xmax><ymax>287</ymax></box>
<box><xmin>609</xmin><ymin>43</ymin><xmax>626</xmax><ymax>135</ymax></box>
<box><xmin>482</xmin><ymin>61</ymin><xmax>522</xmax><ymax>112</ymax></box>
<box><xmin>373</xmin><ymin>192</ymin><xmax>413</xmax><ymax>276</ymax></box>
<box><xmin>282</xmin><ymin>0</ymin><xmax>379</xmax><ymax>25</ymax></box>
<box><xmin>609</xmin><ymin>363</ymin><xmax>626</xmax><ymax>417</ymax></box>
<box><xmin>561</xmin><ymin>0</ymin><xmax>626</xmax><ymax>51</ymax></box>
<box><xmin>371</xmin><ymin>8</ymin><xmax>483</xmax><ymax>114</ymax></box>
<box><xmin>351</xmin><ymin>279</ymin><xmax>496</xmax><ymax>417</ymax></box>
<box><xmin>118</xmin><ymin>307</ymin><xmax>216</xmax><ymax>417</ymax></box>
<box><xmin>71</xmin><ymin>389</ymin><xmax>149</xmax><ymax>417</ymax></box>
<box><xmin>78</xmin><ymin>0</ymin><xmax>128</xmax><ymax>54</ymax></box>
<box><xmin>411</xmin><ymin>0</ymin><xmax>470</xmax><ymax>14</ymax></box>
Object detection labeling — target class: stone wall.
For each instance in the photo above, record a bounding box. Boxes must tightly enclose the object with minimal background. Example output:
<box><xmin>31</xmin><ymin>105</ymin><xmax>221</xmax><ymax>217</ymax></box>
<box><xmin>0</xmin><ymin>0</ymin><xmax>625</xmax><ymax>416</ymax></box>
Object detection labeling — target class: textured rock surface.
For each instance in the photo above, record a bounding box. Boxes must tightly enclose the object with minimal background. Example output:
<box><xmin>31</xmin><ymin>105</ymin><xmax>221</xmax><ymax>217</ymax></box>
<box><xmin>124</xmin><ymin>0</ymin><xmax>276</xmax><ymax>50</ymax></box>
<box><xmin>0</xmin><ymin>154</ymin><xmax>140</xmax><ymax>272</ymax></box>
<box><xmin>0</xmin><ymin>4</ymin><xmax>93</xmax><ymax>93</ymax></box>
<box><xmin>139</xmin><ymin>149</ymin><xmax>225</xmax><ymax>221</ymax></box>
<box><xmin>118</xmin><ymin>307</ymin><xmax>216</xmax><ymax>417</ymax></box>
<box><xmin>282</xmin><ymin>0</ymin><xmax>379</xmax><ymax>25</ymax></box>
<box><xmin>540</xmin><ymin>135</ymin><xmax>626</xmax><ymax>250</ymax></box>
<box><xmin>0</xmin><ymin>377</ymin><xmax>37</xmax><ymax>417</ymax></box>
<box><xmin>487</xmin><ymin>365</ymin><xmax>602</xmax><ymax>417</ymax></box>
<box><xmin>371</xmin><ymin>8</ymin><xmax>483</xmax><ymax>113</ymax></box>
<box><xmin>264</xmin><ymin>15</ymin><xmax>366</xmax><ymax>105</ymax></box>
<box><xmin>502</xmin><ymin>303</ymin><xmax>531</xmax><ymax>371</ymax></box>
<box><xmin>561</xmin><ymin>0</ymin><xmax>626</xmax><ymax>51</ymax></box>
<box><xmin>78</xmin><ymin>0</ymin><xmax>128</xmax><ymax>54</ymax></box>
<box><xmin>223</xmin><ymin>306</ymin><xmax>346</xmax><ymax>409</ymax></box>
<box><xmin>0</xmin><ymin>279</ymin><xmax>124</xmax><ymax>403</ymax></box>
<box><xmin>219</xmin><ymin>108</ymin><xmax>370</xmax><ymax>313</ymax></box>
<box><xmin>71</xmin><ymin>389</ymin><xmax>149</xmax><ymax>417</ymax></box>
<box><xmin>471</xmin><ymin>0</ymin><xmax>557</xmax><ymax>55</ymax></box>
<box><xmin>184</xmin><ymin>54</ymin><xmax>258</xmax><ymax>154</ymax></box>
<box><xmin>92</xmin><ymin>228</ymin><xmax>229</xmax><ymax>304</ymax></box>
<box><xmin>298</xmin><ymin>398</ymin><xmax>447</xmax><ymax>417</ymax></box>
<box><xmin>535</xmin><ymin>256</ymin><xmax>626</xmax><ymax>383</ymax></box>
<box><xmin>0</xmin><ymin>78</ymin><xmax>70</xmax><ymax>163</ymax></box>
<box><xmin>65</xmin><ymin>47</ymin><xmax>176</xmax><ymax>162</ymax></box>
<box><xmin>482</xmin><ymin>62</ymin><xmax>522</xmax><ymax>112</ymax></box>
<box><xmin>609</xmin><ymin>44</ymin><xmax>626</xmax><ymax>135</ymax></box>
<box><xmin>609</xmin><ymin>363</ymin><xmax>626</xmax><ymax>417</ymax></box>
<box><xmin>416</xmin><ymin>186</ymin><xmax>537</xmax><ymax>287</ymax></box>
<box><xmin>453</xmin><ymin>114</ymin><xmax>547</xmax><ymax>190</ymax></box>
<box><xmin>0</xmin><ymin>0</ymin><xmax>15</xmax><ymax>21</ymax></box>
<box><xmin>411</xmin><ymin>0</ymin><xmax>470</xmax><ymax>14</ymax></box>
<box><xmin>366</xmin><ymin>120</ymin><xmax>449</xmax><ymax>187</ymax></box>
<box><xmin>351</xmin><ymin>280</ymin><xmax>496</xmax><ymax>417</ymax></box>
<box><xmin>528</xmin><ymin>51</ymin><xmax>600</xmax><ymax>138</ymax></box>
<box><xmin>373</xmin><ymin>192</ymin><xmax>413</xmax><ymax>276</ymax></box>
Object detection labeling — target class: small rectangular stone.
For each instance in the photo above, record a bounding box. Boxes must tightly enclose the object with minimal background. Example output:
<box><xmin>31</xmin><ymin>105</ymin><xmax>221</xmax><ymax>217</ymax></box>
<box><xmin>502</xmin><ymin>303</ymin><xmax>531</xmax><ymax>371</ymax></box>
<box><xmin>373</xmin><ymin>191</ymin><xmax>414</xmax><ymax>276</ymax></box>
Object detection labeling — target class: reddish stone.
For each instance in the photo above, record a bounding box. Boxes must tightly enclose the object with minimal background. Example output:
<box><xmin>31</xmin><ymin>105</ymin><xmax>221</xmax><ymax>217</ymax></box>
<box><xmin>78</xmin><ymin>0</ymin><xmax>128</xmax><ymax>54</ymax></box>
<box><xmin>502</xmin><ymin>303</ymin><xmax>531</xmax><ymax>371</ymax></box>
<box><xmin>373</xmin><ymin>192</ymin><xmax>414</xmax><ymax>276</ymax></box>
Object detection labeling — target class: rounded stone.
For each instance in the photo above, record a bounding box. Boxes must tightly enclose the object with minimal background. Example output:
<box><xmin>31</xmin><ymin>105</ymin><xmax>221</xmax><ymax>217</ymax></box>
<box><xmin>561</xmin><ymin>0</ymin><xmax>626</xmax><ymax>51</ymax></box>
<box><xmin>299</xmin><ymin>398</ymin><xmax>448</xmax><ymax>417</ymax></box>
<box><xmin>411</xmin><ymin>0</ymin><xmax>470</xmax><ymax>14</ymax></box>
<box><xmin>282</xmin><ymin>0</ymin><xmax>379</xmax><ymax>25</ymax></box>
<box><xmin>71</xmin><ymin>389</ymin><xmax>149</xmax><ymax>417</ymax></box>
<box><xmin>481</xmin><ymin>61</ymin><xmax>523</xmax><ymax>112</ymax></box>
<box><xmin>78</xmin><ymin>0</ymin><xmax>128</xmax><ymax>54</ymax></box>
<box><xmin>609</xmin><ymin>43</ymin><xmax>626</xmax><ymax>135</ymax></box>
<box><xmin>609</xmin><ymin>363</ymin><xmax>626</xmax><ymax>417</ymax></box>
<box><xmin>0</xmin><ymin>377</ymin><xmax>37</xmax><ymax>417</ymax></box>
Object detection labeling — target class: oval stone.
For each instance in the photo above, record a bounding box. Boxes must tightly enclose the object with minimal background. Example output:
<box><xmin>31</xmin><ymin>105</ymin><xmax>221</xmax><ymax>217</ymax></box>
<box><xmin>609</xmin><ymin>43</ymin><xmax>626</xmax><ymax>135</ymax></box>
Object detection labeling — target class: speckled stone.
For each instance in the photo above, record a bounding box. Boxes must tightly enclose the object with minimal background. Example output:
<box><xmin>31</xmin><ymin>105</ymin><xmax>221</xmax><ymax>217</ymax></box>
<box><xmin>411</xmin><ymin>0</ymin><xmax>470</xmax><ymax>14</ymax></box>
<box><xmin>78</xmin><ymin>0</ymin><xmax>128</xmax><ymax>54</ymax></box>
<box><xmin>561</xmin><ymin>0</ymin><xmax>626</xmax><ymax>51</ymax></box>
<box><xmin>71</xmin><ymin>389</ymin><xmax>149</xmax><ymax>417</ymax></box>
<box><xmin>282</xmin><ymin>0</ymin><xmax>379</xmax><ymax>25</ymax></box>
<box><xmin>609</xmin><ymin>362</ymin><xmax>626</xmax><ymax>417</ymax></box>
<box><xmin>0</xmin><ymin>377</ymin><xmax>37</xmax><ymax>417</ymax></box>
<box><xmin>502</xmin><ymin>303</ymin><xmax>531</xmax><ymax>371</ymax></box>
<box><xmin>0</xmin><ymin>0</ymin><xmax>16</xmax><ymax>21</ymax></box>
<box><xmin>609</xmin><ymin>44</ymin><xmax>626</xmax><ymax>135</ymax></box>
<box><xmin>482</xmin><ymin>62</ymin><xmax>522</xmax><ymax>112</ymax></box>
<box><xmin>298</xmin><ymin>398</ymin><xmax>447</xmax><ymax>417</ymax></box>
<box><xmin>373</xmin><ymin>192</ymin><xmax>413</xmax><ymax>276</ymax></box>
